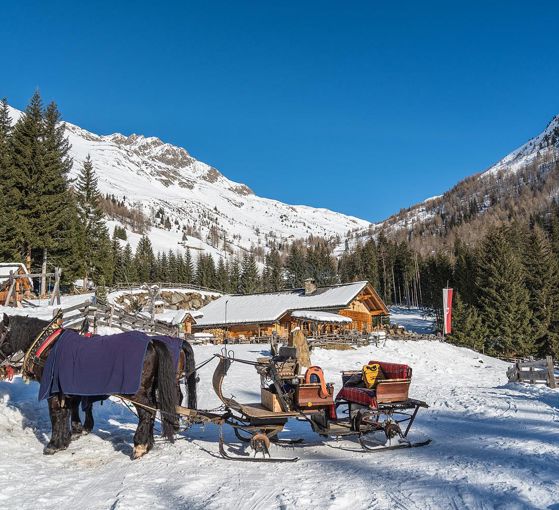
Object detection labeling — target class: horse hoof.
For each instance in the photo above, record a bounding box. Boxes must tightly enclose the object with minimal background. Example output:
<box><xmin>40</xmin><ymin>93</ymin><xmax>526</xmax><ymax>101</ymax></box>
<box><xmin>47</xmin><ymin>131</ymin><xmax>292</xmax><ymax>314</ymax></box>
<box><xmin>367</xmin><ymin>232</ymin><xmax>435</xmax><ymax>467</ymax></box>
<box><xmin>82</xmin><ymin>429</ymin><xmax>91</xmax><ymax>436</ymax></box>
<box><xmin>43</xmin><ymin>445</ymin><xmax>58</xmax><ymax>455</ymax></box>
<box><xmin>132</xmin><ymin>444</ymin><xmax>149</xmax><ymax>460</ymax></box>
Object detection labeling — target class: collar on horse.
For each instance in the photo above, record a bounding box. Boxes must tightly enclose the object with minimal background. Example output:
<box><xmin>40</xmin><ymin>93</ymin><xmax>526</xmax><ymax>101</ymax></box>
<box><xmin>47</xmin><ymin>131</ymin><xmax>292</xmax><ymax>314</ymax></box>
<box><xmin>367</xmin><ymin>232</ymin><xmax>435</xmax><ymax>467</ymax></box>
<box><xmin>21</xmin><ymin>311</ymin><xmax>65</xmax><ymax>379</ymax></box>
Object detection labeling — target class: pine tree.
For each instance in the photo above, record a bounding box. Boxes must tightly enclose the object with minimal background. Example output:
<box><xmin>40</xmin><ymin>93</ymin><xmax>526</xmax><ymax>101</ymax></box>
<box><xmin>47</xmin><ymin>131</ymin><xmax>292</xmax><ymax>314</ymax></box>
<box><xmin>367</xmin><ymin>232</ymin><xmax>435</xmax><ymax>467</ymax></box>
<box><xmin>447</xmin><ymin>293</ymin><xmax>486</xmax><ymax>351</ymax></box>
<box><xmin>306</xmin><ymin>241</ymin><xmax>336</xmax><ymax>286</ymax></box>
<box><xmin>111</xmin><ymin>234</ymin><xmax>124</xmax><ymax>284</ymax></box>
<box><xmin>477</xmin><ymin>226</ymin><xmax>532</xmax><ymax>356</ymax></box>
<box><xmin>7</xmin><ymin>91</ymin><xmax>45</xmax><ymax>262</ymax></box>
<box><xmin>121</xmin><ymin>243</ymin><xmax>137</xmax><ymax>282</ymax></box>
<box><xmin>361</xmin><ymin>240</ymin><xmax>379</xmax><ymax>289</ymax></box>
<box><xmin>285</xmin><ymin>244</ymin><xmax>306</xmax><ymax>288</ymax></box>
<box><xmin>524</xmin><ymin>226</ymin><xmax>559</xmax><ymax>357</ymax></box>
<box><xmin>215</xmin><ymin>258</ymin><xmax>229</xmax><ymax>292</ymax></box>
<box><xmin>183</xmin><ymin>249</ymin><xmax>194</xmax><ymax>284</ymax></box>
<box><xmin>263</xmin><ymin>248</ymin><xmax>283</xmax><ymax>291</ymax></box>
<box><xmin>35</xmin><ymin>100</ymin><xmax>82</xmax><ymax>281</ymax></box>
<box><xmin>240</xmin><ymin>253</ymin><xmax>260</xmax><ymax>294</ymax></box>
<box><xmin>168</xmin><ymin>250</ymin><xmax>178</xmax><ymax>282</ymax></box>
<box><xmin>75</xmin><ymin>155</ymin><xmax>111</xmax><ymax>287</ymax></box>
<box><xmin>453</xmin><ymin>239</ymin><xmax>478</xmax><ymax>306</ymax></box>
<box><xmin>196</xmin><ymin>253</ymin><xmax>216</xmax><ymax>288</ymax></box>
<box><xmin>229</xmin><ymin>258</ymin><xmax>241</xmax><ymax>293</ymax></box>
<box><xmin>135</xmin><ymin>236</ymin><xmax>155</xmax><ymax>282</ymax></box>
<box><xmin>0</xmin><ymin>98</ymin><xmax>14</xmax><ymax>259</ymax></box>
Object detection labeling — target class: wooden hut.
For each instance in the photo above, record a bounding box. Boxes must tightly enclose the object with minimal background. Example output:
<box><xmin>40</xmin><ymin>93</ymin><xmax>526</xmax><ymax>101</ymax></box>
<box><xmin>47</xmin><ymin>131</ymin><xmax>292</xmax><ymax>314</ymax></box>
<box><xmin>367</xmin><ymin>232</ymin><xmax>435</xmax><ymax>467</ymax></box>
<box><xmin>193</xmin><ymin>280</ymin><xmax>389</xmax><ymax>340</ymax></box>
<box><xmin>0</xmin><ymin>263</ymin><xmax>33</xmax><ymax>306</ymax></box>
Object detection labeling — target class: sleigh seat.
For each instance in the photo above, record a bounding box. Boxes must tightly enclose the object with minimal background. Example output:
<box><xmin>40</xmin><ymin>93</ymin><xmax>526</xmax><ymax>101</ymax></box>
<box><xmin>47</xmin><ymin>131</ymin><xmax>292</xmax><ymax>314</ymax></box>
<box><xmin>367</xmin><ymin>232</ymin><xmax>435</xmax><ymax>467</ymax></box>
<box><xmin>336</xmin><ymin>360</ymin><xmax>412</xmax><ymax>409</ymax></box>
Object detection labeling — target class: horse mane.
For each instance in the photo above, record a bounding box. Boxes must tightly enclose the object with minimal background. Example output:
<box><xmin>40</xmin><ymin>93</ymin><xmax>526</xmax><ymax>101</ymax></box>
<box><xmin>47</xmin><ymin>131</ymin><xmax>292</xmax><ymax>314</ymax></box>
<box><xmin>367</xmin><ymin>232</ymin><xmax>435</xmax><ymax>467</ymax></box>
<box><xmin>8</xmin><ymin>315</ymin><xmax>50</xmax><ymax>353</ymax></box>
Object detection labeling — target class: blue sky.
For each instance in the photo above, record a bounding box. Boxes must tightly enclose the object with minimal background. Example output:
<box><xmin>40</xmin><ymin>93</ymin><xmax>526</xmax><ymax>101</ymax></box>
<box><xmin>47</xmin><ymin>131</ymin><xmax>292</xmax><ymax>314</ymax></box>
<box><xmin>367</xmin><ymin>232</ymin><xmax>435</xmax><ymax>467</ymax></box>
<box><xmin>2</xmin><ymin>1</ymin><xmax>558</xmax><ymax>222</ymax></box>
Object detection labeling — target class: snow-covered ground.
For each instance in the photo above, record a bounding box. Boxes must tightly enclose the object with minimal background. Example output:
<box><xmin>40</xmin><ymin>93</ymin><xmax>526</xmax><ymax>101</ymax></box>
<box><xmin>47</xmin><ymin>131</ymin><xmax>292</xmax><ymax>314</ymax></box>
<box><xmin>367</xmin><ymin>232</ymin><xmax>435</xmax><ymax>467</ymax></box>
<box><xmin>390</xmin><ymin>306</ymin><xmax>436</xmax><ymax>335</ymax></box>
<box><xmin>1</xmin><ymin>328</ymin><xmax>558</xmax><ymax>509</ymax></box>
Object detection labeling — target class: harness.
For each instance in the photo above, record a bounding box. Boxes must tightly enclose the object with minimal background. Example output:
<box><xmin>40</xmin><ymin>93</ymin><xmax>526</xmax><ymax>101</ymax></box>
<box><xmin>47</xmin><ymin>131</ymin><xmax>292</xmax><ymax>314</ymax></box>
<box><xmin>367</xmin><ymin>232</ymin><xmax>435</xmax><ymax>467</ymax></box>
<box><xmin>0</xmin><ymin>311</ymin><xmax>64</xmax><ymax>381</ymax></box>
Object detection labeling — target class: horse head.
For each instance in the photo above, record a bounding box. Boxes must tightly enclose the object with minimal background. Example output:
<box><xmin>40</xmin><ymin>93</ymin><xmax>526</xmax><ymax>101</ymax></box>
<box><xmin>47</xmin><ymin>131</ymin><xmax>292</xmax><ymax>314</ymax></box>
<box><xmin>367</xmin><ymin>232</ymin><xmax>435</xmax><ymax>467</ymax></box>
<box><xmin>0</xmin><ymin>314</ymin><xmax>16</xmax><ymax>379</ymax></box>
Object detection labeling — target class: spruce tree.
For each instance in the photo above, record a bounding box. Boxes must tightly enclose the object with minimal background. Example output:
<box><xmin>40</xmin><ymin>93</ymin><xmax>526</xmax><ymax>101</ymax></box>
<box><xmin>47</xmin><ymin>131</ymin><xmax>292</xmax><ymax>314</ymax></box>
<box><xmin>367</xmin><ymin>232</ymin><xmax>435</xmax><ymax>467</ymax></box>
<box><xmin>111</xmin><ymin>234</ymin><xmax>124</xmax><ymax>284</ymax></box>
<box><xmin>122</xmin><ymin>243</ymin><xmax>137</xmax><ymax>282</ymax></box>
<box><xmin>168</xmin><ymin>250</ymin><xmax>178</xmax><ymax>282</ymax></box>
<box><xmin>477</xmin><ymin>226</ymin><xmax>532</xmax><ymax>356</ymax></box>
<box><xmin>361</xmin><ymin>240</ymin><xmax>379</xmax><ymax>289</ymax></box>
<box><xmin>35</xmin><ymin>100</ymin><xmax>82</xmax><ymax>281</ymax></box>
<box><xmin>285</xmin><ymin>244</ymin><xmax>306</xmax><ymax>288</ymax></box>
<box><xmin>215</xmin><ymin>258</ymin><xmax>229</xmax><ymax>292</ymax></box>
<box><xmin>183</xmin><ymin>249</ymin><xmax>194</xmax><ymax>284</ymax></box>
<box><xmin>7</xmin><ymin>91</ymin><xmax>45</xmax><ymax>261</ymax></box>
<box><xmin>263</xmin><ymin>248</ymin><xmax>283</xmax><ymax>291</ymax></box>
<box><xmin>306</xmin><ymin>241</ymin><xmax>336</xmax><ymax>286</ymax></box>
<box><xmin>240</xmin><ymin>253</ymin><xmax>260</xmax><ymax>294</ymax></box>
<box><xmin>0</xmin><ymin>99</ymin><xmax>14</xmax><ymax>259</ymax></box>
<box><xmin>453</xmin><ymin>239</ymin><xmax>478</xmax><ymax>306</ymax></box>
<box><xmin>524</xmin><ymin>226</ymin><xmax>559</xmax><ymax>357</ymax></box>
<box><xmin>135</xmin><ymin>236</ymin><xmax>155</xmax><ymax>282</ymax></box>
<box><xmin>196</xmin><ymin>253</ymin><xmax>216</xmax><ymax>288</ymax></box>
<box><xmin>75</xmin><ymin>155</ymin><xmax>111</xmax><ymax>287</ymax></box>
<box><xmin>229</xmin><ymin>258</ymin><xmax>241</xmax><ymax>293</ymax></box>
<box><xmin>447</xmin><ymin>293</ymin><xmax>486</xmax><ymax>351</ymax></box>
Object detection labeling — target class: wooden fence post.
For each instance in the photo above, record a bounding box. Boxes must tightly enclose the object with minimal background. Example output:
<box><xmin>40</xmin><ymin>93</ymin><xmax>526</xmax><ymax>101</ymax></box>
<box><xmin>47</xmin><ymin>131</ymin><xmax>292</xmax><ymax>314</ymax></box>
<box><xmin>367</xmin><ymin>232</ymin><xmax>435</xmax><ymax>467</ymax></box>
<box><xmin>546</xmin><ymin>356</ymin><xmax>557</xmax><ymax>389</ymax></box>
<box><xmin>4</xmin><ymin>271</ymin><xmax>16</xmax><ymax>307</ymax></box>
<box><xmin>49</xmin><ymin>268</ymin><xmax>62</xmax><ymax>306</ymax></box>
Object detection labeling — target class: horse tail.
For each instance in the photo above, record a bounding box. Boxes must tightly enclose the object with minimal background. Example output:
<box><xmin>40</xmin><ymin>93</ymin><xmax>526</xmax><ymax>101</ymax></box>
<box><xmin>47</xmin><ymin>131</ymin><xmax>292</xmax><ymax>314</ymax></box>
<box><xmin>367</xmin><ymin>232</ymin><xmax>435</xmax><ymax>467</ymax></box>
<box><xmin>182</xmin><ymin>340</ymin><xmax>197</xmax><ymax>410</ymax></box>
<box><xmin>152</xmin><ymin>340</ymin><xmax>178</xmax><ymax>442</ymax></box>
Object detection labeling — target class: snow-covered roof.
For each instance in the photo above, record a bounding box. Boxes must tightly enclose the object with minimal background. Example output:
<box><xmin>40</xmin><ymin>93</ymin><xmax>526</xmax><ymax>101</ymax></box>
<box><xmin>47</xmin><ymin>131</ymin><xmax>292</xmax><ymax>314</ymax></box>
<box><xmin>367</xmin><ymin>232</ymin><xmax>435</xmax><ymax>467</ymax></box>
<box><xmin>195</xmin><ymin>281</ymin><xmax>375</xmax><ymax>327</ymax></box>
<box><xmin>155</xmin><ymin>309</ymin><xmax>203</xmax><ymax>325</ymax></box>
<box><xmin>0</xmin><ymin>263</ymin><xmax>32</xmax><ymax>286</ymax></box>
<box><xmin>291</xmin><ymin>310</ymin><xmax>352</xmax><ymax>324</ymax></box>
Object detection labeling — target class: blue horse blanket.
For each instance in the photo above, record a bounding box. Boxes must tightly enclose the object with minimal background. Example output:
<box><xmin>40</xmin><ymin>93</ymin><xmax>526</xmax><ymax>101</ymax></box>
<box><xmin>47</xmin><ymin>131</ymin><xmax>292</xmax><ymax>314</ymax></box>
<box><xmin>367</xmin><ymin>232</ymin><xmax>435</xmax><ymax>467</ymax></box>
<box><xmin>39</xmin><ymin>330</ymin><xmax>182</xmax><ymax>401</ymax></box>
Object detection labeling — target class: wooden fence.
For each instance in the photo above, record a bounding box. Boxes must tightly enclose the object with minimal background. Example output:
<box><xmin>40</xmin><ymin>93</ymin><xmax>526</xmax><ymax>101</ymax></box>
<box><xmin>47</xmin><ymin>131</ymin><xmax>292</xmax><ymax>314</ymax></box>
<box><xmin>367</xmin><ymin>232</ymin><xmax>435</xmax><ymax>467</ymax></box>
<box><xmin>56</xmin><ymin>299</ymin><xmax>180</xmax><ymax>337</ymax></box>
<box><xmin>506</xmin><ymin>356</ymin><xmax>558</xmax><ymax>388</ymax></box>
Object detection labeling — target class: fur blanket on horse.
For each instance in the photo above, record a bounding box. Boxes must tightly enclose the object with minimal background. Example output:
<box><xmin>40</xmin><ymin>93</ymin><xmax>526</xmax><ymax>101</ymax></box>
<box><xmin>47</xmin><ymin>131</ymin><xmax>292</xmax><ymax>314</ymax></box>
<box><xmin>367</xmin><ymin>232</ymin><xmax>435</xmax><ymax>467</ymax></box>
<box><xmin>39</xmin><ymin>330</ymin><xmax>182</xmax><ymax>401</ymax></box>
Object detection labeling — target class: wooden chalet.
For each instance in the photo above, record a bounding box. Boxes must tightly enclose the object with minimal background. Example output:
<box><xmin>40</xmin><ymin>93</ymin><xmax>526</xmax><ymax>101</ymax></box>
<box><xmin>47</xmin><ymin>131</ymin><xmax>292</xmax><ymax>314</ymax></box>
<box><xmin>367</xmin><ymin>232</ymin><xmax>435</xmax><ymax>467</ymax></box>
<box><xmin>0</xmin><ymin>263</ymin><xmax>33</xmax><ymax>305</ymax></box>
<box><xmin>193</xmin><ymin>280</ymin><xmax>389</xmax><ymax>340</ymax></box>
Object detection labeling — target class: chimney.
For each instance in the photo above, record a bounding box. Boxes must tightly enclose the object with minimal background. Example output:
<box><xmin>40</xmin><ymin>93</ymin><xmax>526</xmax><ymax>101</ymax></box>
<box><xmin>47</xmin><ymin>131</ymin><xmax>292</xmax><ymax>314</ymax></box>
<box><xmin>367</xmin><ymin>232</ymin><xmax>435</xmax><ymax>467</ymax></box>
<box><xmin>304</xmin><ymin>278</ymin><xmax>317</xmax><ymax>295</ymax></box>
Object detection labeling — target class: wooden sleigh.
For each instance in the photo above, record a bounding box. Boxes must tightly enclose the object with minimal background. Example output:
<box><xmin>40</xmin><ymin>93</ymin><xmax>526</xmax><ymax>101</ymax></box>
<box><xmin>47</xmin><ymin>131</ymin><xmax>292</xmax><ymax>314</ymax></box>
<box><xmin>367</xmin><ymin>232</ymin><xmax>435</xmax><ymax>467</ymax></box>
<box><xmin>212</xmin><ymin>350</ymin><xmax>431</xmax><ymax>462</ymax></box>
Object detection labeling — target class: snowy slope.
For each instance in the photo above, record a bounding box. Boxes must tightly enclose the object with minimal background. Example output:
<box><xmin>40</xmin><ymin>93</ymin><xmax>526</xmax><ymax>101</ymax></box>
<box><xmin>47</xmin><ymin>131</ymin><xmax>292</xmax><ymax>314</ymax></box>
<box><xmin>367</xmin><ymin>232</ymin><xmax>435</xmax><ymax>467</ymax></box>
<box><xmin>341</xmin><ymin>113</ymin><xmax>559</xmax><ymax>249</ymax></box>
<box><xmin>485</xmin><ymin>114</ymin><xmax>559</xmax><ymax>177</ymax></box>
<box><xmin>1</xmin><ymin>329</ymin><xmax>558</xmax><ymax>508</ymax></box>
<box><xmin>7</xmin><ymin>106</ymin><xmax>370</xmax><ymax>257</ymax></box>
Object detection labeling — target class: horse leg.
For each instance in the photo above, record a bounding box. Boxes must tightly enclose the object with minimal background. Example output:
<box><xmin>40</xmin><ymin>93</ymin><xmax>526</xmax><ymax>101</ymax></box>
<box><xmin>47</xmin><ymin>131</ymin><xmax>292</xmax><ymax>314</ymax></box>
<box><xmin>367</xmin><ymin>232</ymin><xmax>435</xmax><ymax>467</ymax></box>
<box><xmin>44</xmin><ymin>395</ymin><xmax>72</xmax><ymax>455</ymax></box>
<box><xmin>71</xmin><ymin>398</ymin><xmax>84</xmax><ymax>438</ymax></box>
<box><xmin>83</xmin><ymin>401</ymin><xmax>94</xmax><ymax>434</ymax></box>
<box><xmin>132</xmin><ymin>399</ymin><xmax>155</xmax><ymax>459</ymax></box>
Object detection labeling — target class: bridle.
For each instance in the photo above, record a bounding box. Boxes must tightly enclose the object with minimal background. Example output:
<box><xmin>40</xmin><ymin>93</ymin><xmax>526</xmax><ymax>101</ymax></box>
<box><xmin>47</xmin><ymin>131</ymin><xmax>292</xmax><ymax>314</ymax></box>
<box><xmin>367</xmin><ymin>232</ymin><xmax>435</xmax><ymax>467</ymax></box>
<box><xmin>0</xmin><ymin>323</ymin><xmax>25</xmax><ymax>380</ymax></box>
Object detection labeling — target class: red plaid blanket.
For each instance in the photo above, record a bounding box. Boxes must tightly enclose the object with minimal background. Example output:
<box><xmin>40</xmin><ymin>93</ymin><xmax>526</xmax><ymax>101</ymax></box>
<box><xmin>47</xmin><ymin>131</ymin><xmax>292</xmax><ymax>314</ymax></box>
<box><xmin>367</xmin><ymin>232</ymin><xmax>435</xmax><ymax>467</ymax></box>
<box><xmin>369</xmin><ymin>360</ymin><xmax>411</xmax><ymax>379</ymax></box>
<box><xmin>336</xmin><ymin>387</ymin><xmax>378</xmax><ymax>408</ymax></box>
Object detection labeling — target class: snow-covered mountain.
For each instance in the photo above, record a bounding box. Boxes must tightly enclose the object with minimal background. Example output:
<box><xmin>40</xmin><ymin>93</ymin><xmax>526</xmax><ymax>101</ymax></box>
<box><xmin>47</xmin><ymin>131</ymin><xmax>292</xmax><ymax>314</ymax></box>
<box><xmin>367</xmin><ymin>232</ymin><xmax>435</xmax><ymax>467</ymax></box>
<box><xmin>341</xmin><ymin>113</ymin><xmax>559</xmax><ymax>251</ymax></box>
<box><xmin>8</xmin><ymin>105</ymin><xmax>370</xmax><ymax>258</ymax></box>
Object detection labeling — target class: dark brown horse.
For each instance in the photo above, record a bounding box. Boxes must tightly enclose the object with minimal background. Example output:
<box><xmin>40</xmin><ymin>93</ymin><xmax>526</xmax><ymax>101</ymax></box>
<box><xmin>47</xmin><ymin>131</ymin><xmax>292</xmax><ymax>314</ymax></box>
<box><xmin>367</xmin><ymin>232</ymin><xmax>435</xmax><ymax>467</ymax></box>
<box><xmin>0</xmin><ymin>314</ymin><xmax>197</xmax><ymax>459</ymax></box>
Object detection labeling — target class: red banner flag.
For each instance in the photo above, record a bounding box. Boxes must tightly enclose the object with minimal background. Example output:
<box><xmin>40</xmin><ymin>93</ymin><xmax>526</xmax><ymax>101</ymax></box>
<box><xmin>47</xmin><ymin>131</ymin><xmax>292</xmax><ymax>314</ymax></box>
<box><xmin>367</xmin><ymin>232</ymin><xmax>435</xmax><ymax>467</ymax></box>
<box><xmin>443</xmin><ymin>288</ymin><xmax>453</xmax><ymax>335</ymax></box>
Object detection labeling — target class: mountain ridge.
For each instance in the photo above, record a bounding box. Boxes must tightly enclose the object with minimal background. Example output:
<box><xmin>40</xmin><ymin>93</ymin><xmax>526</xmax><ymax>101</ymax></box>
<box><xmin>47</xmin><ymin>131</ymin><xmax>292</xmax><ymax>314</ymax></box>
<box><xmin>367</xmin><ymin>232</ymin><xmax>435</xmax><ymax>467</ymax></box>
<box><xmin>7</xmin><ymin>105</ymin><xmax>370</xmax><ymax>258</ymax></box>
